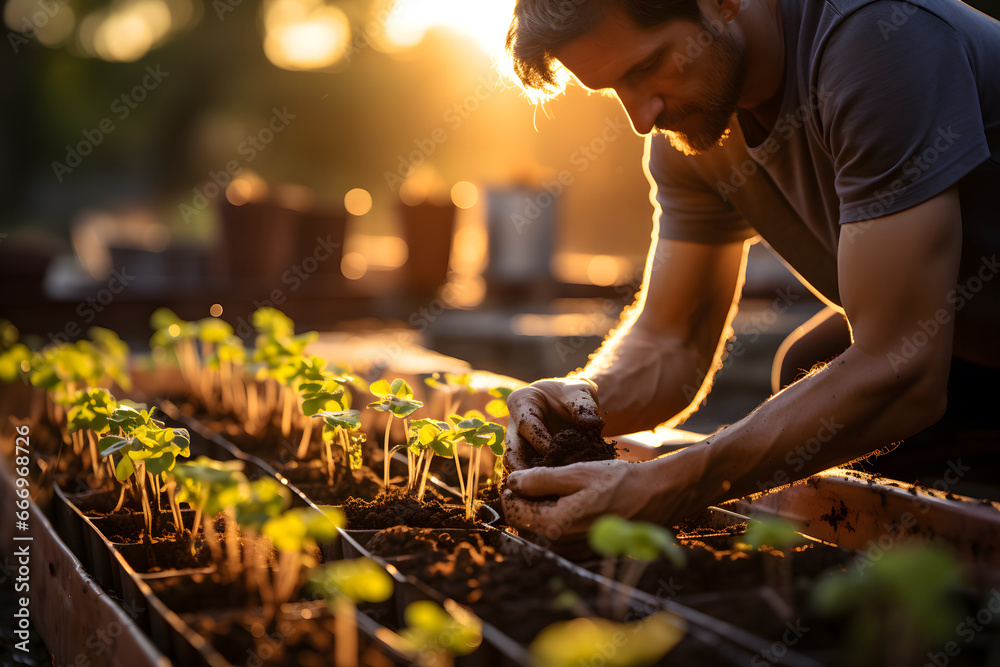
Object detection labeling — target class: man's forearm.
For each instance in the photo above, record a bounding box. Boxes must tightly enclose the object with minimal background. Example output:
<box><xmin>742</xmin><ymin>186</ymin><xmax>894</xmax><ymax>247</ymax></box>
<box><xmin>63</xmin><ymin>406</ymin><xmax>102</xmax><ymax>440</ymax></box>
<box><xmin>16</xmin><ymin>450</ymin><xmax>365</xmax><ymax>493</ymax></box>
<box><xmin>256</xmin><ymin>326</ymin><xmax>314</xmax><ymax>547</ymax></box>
<box><xmin>642</xmin><ymin>343</ymin><xmax>948</xmax><ymax>525</ymax></box>
<box><xmin>582</xmin><ymin>319</ymin><xmax>719</xmax><ymax>435</ymax></box>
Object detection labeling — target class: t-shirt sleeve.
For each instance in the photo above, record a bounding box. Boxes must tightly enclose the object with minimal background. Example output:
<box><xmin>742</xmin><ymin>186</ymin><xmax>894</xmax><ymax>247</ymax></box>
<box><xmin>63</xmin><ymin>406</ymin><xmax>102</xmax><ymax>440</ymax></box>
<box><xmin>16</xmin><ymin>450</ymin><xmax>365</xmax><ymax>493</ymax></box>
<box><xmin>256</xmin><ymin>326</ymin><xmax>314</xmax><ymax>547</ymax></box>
<box><xmin>816</xmin><ymin>1</ymin><xmax>990</xmax><ymax>223</ymax></box>
<box><xmin>647</xmin><ymin>134</ymin><xmax>757</xmax><ymax>244</ymax></box>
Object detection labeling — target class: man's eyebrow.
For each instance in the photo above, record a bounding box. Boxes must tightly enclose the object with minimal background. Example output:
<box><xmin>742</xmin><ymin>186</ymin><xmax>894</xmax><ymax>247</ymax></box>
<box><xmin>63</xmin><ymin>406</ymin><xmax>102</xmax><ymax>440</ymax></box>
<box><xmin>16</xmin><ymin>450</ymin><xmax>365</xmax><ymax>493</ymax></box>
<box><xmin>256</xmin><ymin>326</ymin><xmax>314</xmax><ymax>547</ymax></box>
<box><xmin>621</xmin><ymin>45</ymin><xmax>665</xmax><ymax>81</ymax></box>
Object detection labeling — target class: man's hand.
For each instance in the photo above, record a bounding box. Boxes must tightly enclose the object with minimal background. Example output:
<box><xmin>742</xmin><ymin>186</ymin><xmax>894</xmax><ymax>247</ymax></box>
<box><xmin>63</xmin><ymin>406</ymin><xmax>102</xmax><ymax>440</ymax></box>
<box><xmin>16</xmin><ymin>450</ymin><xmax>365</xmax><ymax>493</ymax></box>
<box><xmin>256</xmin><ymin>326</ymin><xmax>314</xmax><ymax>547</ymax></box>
<box><xmin>502</xmin><ymin>377</ymin><xmax>603</xmax><ymax>473</ymax></box>
<box><xmin>501</xmin><ymin>459</ymin><xmax>663</xmax><ymax>545</ymax></box>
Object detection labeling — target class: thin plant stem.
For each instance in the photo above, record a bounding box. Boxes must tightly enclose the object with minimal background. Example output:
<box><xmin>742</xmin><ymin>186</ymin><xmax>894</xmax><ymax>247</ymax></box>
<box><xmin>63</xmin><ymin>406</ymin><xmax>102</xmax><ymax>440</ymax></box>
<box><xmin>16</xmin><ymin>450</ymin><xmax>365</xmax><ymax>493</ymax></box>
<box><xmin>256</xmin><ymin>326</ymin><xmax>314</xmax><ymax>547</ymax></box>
<box><xmin>417</xmin><ymin>451</ymin><xmax>434</xmax><ymax>502</ymax></box>
<box><xmin>296</xmin><ymin>416</ymin><xmax>313</xmax><ymax>459</ymax></box>
<box><xmin>334</xmin><ymin>596</ymin><xmax>358</xmax><ymax>667</ymax></box>
<box><xmin>383</xmin><ymin>414</ymin><xmax>392</xmax><ymax>489</ymax></box>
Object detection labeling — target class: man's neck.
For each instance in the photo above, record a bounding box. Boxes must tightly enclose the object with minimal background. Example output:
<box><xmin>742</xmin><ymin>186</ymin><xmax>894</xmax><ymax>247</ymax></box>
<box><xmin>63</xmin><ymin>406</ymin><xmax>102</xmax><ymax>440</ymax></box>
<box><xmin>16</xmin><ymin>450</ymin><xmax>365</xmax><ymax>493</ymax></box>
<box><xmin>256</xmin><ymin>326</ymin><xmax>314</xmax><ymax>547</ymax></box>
<box><xmin>736</xmin><ymin>0</ymin><xmax>787</xmax><ymax>131</ymax></box>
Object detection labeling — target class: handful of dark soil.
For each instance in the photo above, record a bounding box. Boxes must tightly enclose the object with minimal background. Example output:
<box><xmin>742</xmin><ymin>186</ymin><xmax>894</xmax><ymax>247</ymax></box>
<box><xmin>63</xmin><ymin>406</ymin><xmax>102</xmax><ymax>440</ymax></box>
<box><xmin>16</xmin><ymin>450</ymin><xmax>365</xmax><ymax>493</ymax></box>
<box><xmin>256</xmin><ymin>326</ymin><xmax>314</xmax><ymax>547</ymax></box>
<box><xmin>529</xmin><ymin>423</ymin><xmax>618</xmax><ymax>468</ymax></box>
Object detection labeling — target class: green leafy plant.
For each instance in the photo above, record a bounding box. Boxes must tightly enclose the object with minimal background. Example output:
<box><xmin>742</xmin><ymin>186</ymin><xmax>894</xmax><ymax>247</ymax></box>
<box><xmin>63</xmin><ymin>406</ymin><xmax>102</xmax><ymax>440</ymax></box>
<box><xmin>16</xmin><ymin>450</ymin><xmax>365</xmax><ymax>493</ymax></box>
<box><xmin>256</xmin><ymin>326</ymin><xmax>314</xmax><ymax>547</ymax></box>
<box><xmin>397</xmin><ymin>600</ymin><xmax>482</xmax><ymax>667</ymax></box>
<box><xmin>167</xmin><ymin>456</ymin><xmax>248</xmax><ymax>560</ymax></box>
<box><xmin>448</xmin><ymin>412</ymin><xmax>504</xmax><ymax>520</ymax></box>
<box><xmin>530</xmin><ymin>612</ymin><xmax>686</xmax><ymax>667</ymax></box>
<box><xmin>423</xmin><ymin>372</ymin><xmax>474</xmax><ymax>419</ymax></box>
<box><xmin>811</xmin><ymin>544</ymin><xmax>963</xmax><ymax>666</ymax></box>
<box><xmin>736</xmin><ymin>516</ymin><xmax>805</xmax><ymax>618</ymax></box>
<box><xmin>296</xmin><ymin>356</ymin><xmax>355</xmax><ymax>465</ymax></box>
<box><xmin>367</xmin><ymin>378</ymin><xmax>423</xmax><ymax>489</ymax></box>
<box><xmin>589</xmin><ymin>514</ymin><xmax>685</xmax><ymax>617</ymax></box>
<box><xmin>65</xmin><ymin>387</ymin><xmax>118</xmax><ymax>480</ymax></box>
<box><xmin>150</xmin><ymin>308</ymin><xmax>201</xmax><ymax>395</ymax></box>
<box><xmin>310</xmin><ymin>558</ymin><xmax>395</xmax><ymax>667</ymax></box>
<box><xmin>98</xmin><ymin>403</ymin><xmax>190</xmax><ymax>537</ymax></box>
<box><xmin>252</xmin><ymin>307</ymin><xmax>319</xmax><ymax>437</ymax></box>
<box><xmin>405</xmin><ymin>418</ymin><xmax>457</xmax><ymax>502</ymax></box>
<box><xmin>262</xmin><ymin>505</ymin><xmax>343</xmax><ymax>612</ymax></box>
<box><xmin>0</xmin><ymin>320</ymin><xmax>31</xmax><ymax>384</ymax></box>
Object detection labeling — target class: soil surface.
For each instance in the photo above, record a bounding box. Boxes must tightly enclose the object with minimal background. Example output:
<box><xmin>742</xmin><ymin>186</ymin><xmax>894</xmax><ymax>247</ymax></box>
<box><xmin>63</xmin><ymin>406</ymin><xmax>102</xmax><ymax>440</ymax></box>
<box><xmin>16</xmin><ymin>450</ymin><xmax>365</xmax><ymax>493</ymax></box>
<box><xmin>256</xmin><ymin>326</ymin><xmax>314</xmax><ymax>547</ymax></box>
<box><xmin>530</xmin><ymin>425</ymin><xmax>617</xmax><ymax>468</ymax></box>
<box><xmin>341</xmin><ymin>487</ymin><xmax>482</xmax><ymax>530</ymax></box>
<box><xmin>186</xmin><ymin>608</ymin><xmax>395</xmax><ymax>667</ymax></box>
<box><xmin>375</xmin><ymin>527</ymin><xmax>736</xmax><ymax>663</ymax></box>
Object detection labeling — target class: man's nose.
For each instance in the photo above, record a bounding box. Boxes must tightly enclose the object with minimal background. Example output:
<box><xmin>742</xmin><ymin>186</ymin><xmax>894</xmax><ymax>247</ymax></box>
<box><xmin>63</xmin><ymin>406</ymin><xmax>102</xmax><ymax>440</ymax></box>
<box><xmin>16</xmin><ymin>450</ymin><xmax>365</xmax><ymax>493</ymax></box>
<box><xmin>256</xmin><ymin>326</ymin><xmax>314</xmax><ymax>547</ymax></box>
<box><xmin>616</xmin><ymin>89</ymin><xmax>664</xmax><ymax>135</ymax></box>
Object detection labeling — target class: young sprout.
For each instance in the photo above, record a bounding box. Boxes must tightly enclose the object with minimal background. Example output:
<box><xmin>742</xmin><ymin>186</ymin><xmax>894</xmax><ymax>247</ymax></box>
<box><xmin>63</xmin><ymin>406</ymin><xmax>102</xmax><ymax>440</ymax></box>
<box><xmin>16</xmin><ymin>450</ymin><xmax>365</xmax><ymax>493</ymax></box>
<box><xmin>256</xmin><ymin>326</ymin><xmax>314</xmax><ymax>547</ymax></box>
<box><xmin>195</xmin><ymin>317</ymin><xmax>234</xmax><ymax>413</ymax></box>
<box><xmin>367</xmin><ymin>378</ymin><xmax>423</xmax><ymax>490</ymax></box>
<box><xmin>0</xmin><ymin>320</ymin><xmax>31</xmax><ymax>384</ymax></box>
<box><xmin>589</xmin><ymin>514</ymin><xmax>685</xmax><ymax>617</ymax></box>
<box><xmin>736</xmin><ymin>516</ymin><xmax>805</xmax><ymax>619</ymax></box>
<box><xmin>86</xmin><ymin>327</ymin><xmax>132</xmax><ymax>392</ymax></box>
<box><xmin>262</xmin><ymin>505</ymin><xmax>344</xmax><ymax>616</ymax></box>
<box><xmin>98</xmin><ymin>404</ymin><xmax>190</xmax><ymax>537</ymax></box>
<box><xmin>314</xmin><ymin>410</ymin><xmax>364</xmax><ymax>482</ymax></box>
<box><xmin>167</xmin><ymin>456</ymin><xmax>248</xmax><ymax>560</ymax></box>
<box><xmin>207</xmin><ymin>334</ymin><xmax>247</xmax><ymax>417</ymax></box>
<box><xmin>485</xmin><ymin>385</ymin><xmax>513</xmax><ymax>419</ymax></box>
<box><xmin>251</xmin><ymin>307</ymin><xmax>318</xmax><ymax>434</ymax></box>
<box><xmin>149</xmin><ymin>308</ymin><xmax>200</xmax><ymax>395</ymax></box>
<box><xmin>530</xmin><ymin>612</ymin><xmax>686</xmax><ymax>667</ymax></box>
<box><xmin>398</xmin><ymin>600</ymin><xmax>482</xmax><ymax>667</ymax></box>
<box><xmin>66</xmin><ymin>387</ymin><xmax>118</xmax><ymax>480</ymax></box>
<box><xmin>448</xmin><ymin>413</ymin><xmax>504</xmax><ymax>520</ymax></box>
<box><xmin>297</xmin><ymin>358</ymin><xmax>353</xmax><ymax>461</ymax></box>
<box><xmin>812</xmin><ymin>545</ymin><xmax>963</xmax><ymax>666</ymax></box>
<box><xmin>405</xmin><ymin>418</ymin><xmax>457</xmax><ymax>502</ymax></box>
<box><xmin>423</xmin><ymin>372</ymin><xmax>475</xmax><ymax>419</ymax></box>
<box><xmin>309</xmin><ymin>558</ymin><xmax>395</xmax><ymax>667</ymax></box>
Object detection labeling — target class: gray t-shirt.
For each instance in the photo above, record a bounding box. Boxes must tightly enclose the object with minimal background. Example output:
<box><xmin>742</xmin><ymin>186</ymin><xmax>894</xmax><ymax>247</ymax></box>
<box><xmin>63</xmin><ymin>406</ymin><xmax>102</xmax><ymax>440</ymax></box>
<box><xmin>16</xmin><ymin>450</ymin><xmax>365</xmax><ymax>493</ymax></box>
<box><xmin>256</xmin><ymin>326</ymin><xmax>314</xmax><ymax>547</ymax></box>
<box><xmin>649</xmin><ymin>0</ymin><xmax>1000</xmax><ymax>367</ymax></box>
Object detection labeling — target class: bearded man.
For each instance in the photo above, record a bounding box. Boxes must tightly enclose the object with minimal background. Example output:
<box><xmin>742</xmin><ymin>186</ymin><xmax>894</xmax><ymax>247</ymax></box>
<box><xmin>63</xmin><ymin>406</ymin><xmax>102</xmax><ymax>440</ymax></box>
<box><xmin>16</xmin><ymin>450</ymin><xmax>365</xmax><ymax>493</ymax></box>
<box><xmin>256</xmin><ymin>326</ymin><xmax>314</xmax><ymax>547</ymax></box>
<box><xmin>499</xmin><ymin>0</ymin><xmax>1000</xmax><ymax>542</ymax></box>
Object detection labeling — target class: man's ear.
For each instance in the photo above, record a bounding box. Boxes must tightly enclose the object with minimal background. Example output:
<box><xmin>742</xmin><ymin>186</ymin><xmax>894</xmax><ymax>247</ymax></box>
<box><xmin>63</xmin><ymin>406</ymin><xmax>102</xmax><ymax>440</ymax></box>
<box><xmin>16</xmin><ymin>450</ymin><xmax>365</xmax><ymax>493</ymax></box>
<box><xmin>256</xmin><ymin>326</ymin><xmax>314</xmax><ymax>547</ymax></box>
<box><xmin>716</xmin><ymin>0</ymin><xmax>742</xmax><ymax>22</ymax></box>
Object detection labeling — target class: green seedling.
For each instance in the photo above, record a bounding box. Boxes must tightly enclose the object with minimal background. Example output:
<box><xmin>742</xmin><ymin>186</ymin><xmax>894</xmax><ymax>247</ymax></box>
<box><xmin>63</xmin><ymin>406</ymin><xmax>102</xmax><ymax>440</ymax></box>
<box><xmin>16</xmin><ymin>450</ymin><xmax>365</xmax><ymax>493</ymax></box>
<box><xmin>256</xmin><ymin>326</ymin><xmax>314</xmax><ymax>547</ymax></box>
<box><xmin>252</xmin><ymin>307</ymin><xmax>318</xmax><ymax>435</ymax></box>
<box><xmin>168</xmin><ymin>456</ymin><xmax>248</xmax><ymax>561</ymax></box>
<box><xmin>589</xmin><ymin>514</ymin><xmax>686</xmax><ymax>617</ymax></box>
<box><xmin>397</xmin><ymin>600</ymin><xmax>482</xmax><ymax>667</ymax></box>
<box><xmin>530</xmin><ymin>612</ymin><xmax>686</xmax><ymax>667</ymax></box>
<box><xmin>405</xmin><ymin>418</ymin><xmax>457</xmax><ymax>502</ymax></box>
<box><xmin>485</xmin><ymin>385</ymin><xmax>513</xmax><ymax>419</ymax></box>
<box><xmin>86</xmin><ymin>327</ymin><xmax>132</xmax><ymax>392</ymax></box>
<box><xmin>296</xmin><ymin>357</ymin><xmax>354</xmax><ymax>462</ymax></box>
<box><xmin>736</xmin><ymin>517</ymin><xmax>805</xmax><ymax>619</ymax></box>
<box><xmin>195</xmin><ymin>317</ymin><xmax>234</xmax><ymax>413</ymax></box>
<box><xmin>150</xmin><ymin>308</ymin><xmax>201</xmax><ymax>394</ymax></box>
<box><xmin>811</xmin><ymin>544</ymin><xmax>963</xmax><ymax>666</ymax></box>
<box><xmin>310</xmin><ymin>558</ymin><xmax>395</xmax><ymax>667</ymax></box>
<box><xmin>448</xmin><ymin>412</ymin><xmax>504</xmax><ymax>520</ymax></box>
<box><xmin>424</xmin><ymin>372</ymin><xmax>475</xmax><ymax>419</ymax></box>
<box><xmin>206</xmin><ymin>334</ymin><xmax>247</xmax><ymax>417</ymax></box>
<box><xmin>262</xmin><ymin>505</ymin><xmax>344</xmax><ymax>614</ymax></box>
<box><xmin>367</xmin><ymin>378</ymin><xmax>423</xmax><ymax>489</ymax></box>
<box><xmin>66</xmin><ymin>387</ymin><xmax>118</xmax><ymax>480</ymax></box>
<box><xmin>314</xmin><ymin>410</ymin><xmax>364</xmax><ymax>478</ymax></box>
<box><xmin>0</xmin><ymin>320</ymin><xmax>30</xmax><ymax>384</ymax></box>
<box><xmin>99</xmin><ymin>403</ymin><xmax>190</xmax><ymax>537</ymax></box>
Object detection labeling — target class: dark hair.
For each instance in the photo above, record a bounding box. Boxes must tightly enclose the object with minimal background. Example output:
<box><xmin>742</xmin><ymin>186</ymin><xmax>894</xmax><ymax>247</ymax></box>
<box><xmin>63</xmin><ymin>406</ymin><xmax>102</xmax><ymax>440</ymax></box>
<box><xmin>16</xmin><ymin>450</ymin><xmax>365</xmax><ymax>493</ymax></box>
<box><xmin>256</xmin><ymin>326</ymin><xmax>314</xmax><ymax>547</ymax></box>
<box><xmin>506</xmin><ymin>0</ymin><xmax>703</xmax><ymax>94</ymax></box>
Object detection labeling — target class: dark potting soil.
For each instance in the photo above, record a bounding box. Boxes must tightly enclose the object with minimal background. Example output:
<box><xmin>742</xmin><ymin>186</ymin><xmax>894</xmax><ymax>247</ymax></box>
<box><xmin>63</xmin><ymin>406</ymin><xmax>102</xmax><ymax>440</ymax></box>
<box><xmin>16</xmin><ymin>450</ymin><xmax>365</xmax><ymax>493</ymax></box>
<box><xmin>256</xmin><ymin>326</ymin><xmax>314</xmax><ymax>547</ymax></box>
<box><xmin>186</xmin><ymin>610</ymin><xmax>396</xmax><ymax>667</ymax></box>
<box><xmin>365</xmin><ymin>526</ymin><xmax>505</xmax><ymax>560</ymax></box>
<box><xmin>341</xmin><ymin>488</ymin><xmax>480</xmax><ymax>530</ymax></box>
<box><xmin>530</xmin><ymin>426</ymin><xmax>617</xmax><ymax>468</ymax></box>
<box><xmin>386</xmin><ymin>529</ymin><xmax>738</xmax><ymax>664</ymax></box>
<box><xmin>277</xmin><ymin>461</ymin><xmax>384</xmax><ymax>504</ymax></box>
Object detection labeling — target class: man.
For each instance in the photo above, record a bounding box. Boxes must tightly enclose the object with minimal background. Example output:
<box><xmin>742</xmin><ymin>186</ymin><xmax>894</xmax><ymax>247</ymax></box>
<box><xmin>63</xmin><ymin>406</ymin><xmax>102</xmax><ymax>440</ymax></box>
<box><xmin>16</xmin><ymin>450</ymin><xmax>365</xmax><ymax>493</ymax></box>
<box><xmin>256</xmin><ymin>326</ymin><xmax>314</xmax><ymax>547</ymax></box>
<box><xmin>499</xmin><ymin>0</ymin><xmax>1000</xmax><ymax>543</ymax></box>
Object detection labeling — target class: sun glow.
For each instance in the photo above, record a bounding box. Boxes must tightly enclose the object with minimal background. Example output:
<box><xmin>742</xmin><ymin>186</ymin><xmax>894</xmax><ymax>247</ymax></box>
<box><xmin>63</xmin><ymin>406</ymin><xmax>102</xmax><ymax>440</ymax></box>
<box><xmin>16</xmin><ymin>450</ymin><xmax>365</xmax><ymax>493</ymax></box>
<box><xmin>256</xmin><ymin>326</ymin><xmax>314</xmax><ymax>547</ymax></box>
<box><xmin>383</xmin><ymin>0</ymin><xmax>515</xmax><ymax>61</ymax></box>
<box><xmin>263</xmin><ymin>0</ymin><xmax>350</xmax><ymax>70</ymax></box>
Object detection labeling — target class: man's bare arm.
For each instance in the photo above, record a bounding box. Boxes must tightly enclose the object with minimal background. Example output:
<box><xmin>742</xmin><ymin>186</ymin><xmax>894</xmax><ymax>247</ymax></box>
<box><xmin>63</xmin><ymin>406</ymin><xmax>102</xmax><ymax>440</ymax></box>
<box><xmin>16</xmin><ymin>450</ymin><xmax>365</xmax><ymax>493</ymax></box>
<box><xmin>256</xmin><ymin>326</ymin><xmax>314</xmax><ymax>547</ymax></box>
<box><xmin>503</xmin><ymin>187</ymin><xmax>962</xmax><ymax>536</ymax></box>
<box><xmin>585</xmin><ymin>235</ymin><xmax>749</xmax><ymax>435</ymax></box>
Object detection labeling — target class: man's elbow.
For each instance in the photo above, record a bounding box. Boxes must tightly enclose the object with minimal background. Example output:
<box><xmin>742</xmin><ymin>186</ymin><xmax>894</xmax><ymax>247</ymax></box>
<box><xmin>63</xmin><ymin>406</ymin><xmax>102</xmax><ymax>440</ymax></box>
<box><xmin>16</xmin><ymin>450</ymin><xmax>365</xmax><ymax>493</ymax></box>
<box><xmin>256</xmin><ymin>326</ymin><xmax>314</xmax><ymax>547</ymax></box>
<box><xmin>886</xmin><ymin>358</ymin><xmax>950</xmax><ymax>434</ymax></box>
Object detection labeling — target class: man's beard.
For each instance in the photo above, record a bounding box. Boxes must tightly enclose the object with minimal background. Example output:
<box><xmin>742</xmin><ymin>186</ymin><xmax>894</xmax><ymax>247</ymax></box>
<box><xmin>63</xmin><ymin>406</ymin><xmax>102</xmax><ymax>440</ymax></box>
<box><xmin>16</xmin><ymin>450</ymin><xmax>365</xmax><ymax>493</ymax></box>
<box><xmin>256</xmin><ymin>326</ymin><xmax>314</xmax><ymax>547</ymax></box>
<box><xmin>654</xmin><ymin>25</ymin><xmax>747</xmax><ymax>155</ymax></box>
